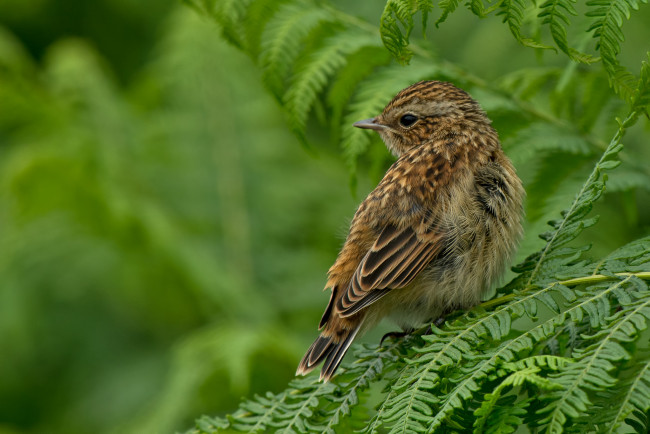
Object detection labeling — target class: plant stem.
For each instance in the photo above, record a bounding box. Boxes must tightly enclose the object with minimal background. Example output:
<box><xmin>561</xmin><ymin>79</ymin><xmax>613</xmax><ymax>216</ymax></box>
<box><xmin>480</xmin><ymin>271</ymin><xmax>650</xmax><ymax>310</ymax></box>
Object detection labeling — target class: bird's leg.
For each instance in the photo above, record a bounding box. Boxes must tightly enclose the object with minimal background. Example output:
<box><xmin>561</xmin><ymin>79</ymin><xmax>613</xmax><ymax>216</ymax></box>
<box><xmin>380</xmin><ymin>327</ymin><xmax>415</xmax><ymax>346</ymax></box>
<box><xmin>380</xmin><ymin>318</ymin><xmax>444</xmax><ymax>345</ymax></box>
<box><xmin>433</xmin><ymin>316</ymin><xmax>446</xmax><ymax>328</ymax></box>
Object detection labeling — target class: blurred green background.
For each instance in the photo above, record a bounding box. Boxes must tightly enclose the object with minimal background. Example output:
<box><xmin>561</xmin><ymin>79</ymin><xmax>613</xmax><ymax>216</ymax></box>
<box><xmin>0</xmin><ymin>1</ymin><xmax>648</xmax><ymax>433</ymax></box>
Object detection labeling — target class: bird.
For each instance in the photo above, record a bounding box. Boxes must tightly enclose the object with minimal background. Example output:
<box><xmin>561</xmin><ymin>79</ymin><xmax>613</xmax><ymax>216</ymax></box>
<box><xmin>296</xmin><ymin>80</ymin><xmax>524</xmax><ymax>381</ymax></box>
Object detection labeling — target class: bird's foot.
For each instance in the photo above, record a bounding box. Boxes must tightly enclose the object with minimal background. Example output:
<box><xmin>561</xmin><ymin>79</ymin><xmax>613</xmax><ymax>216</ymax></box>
<box><xmin>433</xmin><ymin>316</ymin><xmax>446</xmax><ymax>328</ymax></box>
<box><xmin>380</xmin><ymin>328</ymin><xmax>415</xmax><ymax>346</ymax></box>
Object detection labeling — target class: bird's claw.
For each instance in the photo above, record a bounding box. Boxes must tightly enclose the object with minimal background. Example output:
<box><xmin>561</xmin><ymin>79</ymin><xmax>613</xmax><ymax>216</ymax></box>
<box><xmin>380</xmin><ymin>329</ymin><xmax>415</xmax><ymax>346</ymax></box>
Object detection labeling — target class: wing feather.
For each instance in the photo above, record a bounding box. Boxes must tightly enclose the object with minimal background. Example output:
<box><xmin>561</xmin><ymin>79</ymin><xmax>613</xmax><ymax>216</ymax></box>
<box><xmin>337</xmin><ymin>223</ymin><xmax>441</xmax><ymax>316</ymax></box>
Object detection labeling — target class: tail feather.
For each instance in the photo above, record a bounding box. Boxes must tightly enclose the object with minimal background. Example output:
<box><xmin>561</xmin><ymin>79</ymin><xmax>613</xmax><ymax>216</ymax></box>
<box><xmin>308</xmin><ymin>335</ymin><xmax>332</xmax><ymax>366</ymax></box>
<box><xmin>321</xmin><ymin>326</ymin><xmax>360</xmax><ymax>381</ymax></box>
<box><xmin>296</xmin><ymin>325</ymin><xmax>361</xmax><ymax>381</ymax></box>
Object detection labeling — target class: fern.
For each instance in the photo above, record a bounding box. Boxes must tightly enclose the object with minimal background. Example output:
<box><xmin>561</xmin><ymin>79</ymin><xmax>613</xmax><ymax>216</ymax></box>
<box><xmin>436</xmin><ymin>0</ymin><xmax>461</xmax><ymax>26</ymax></box>
<box><xmin>586</xmin><ymin>0</ymin><xmax>649</xmax><ymax>101</ymax></box>
<box><xmin>473</xmin><ymin>356</ymin><xmax>568</xmax><ymax>433</ymax></box>
<box><xmin>467</xmin><ymin>0</ymin><xmax>503</xmax><ymax>18</ymax></box>
<box><xmin>326</xmin><ymin>45</ymin><xmax>392</xmax><ymax>134</ymax></box>
<box><xmin>190</xmin><ymin>344</ymin><xmax>401</xmax><ymax>433</ymax></box>
<box><xmin>380</xmin><ymin>0</ymin><xmax>417</xmax><ymax>64</ymax></box>
<box><xmin>539</xmin><ymin>279</ymin><xmax>650</xmax><ymax>430</ymax></box>
<box><xmin>497</xmin><ymin>0</ymin><xmax>554</xmax><ymax>50</ymax></box>
<box><xmin>183</xmin><ymin>0</ymin><xmax>259</xmax><ymax>49</ymax></box>
<box><xmin>185</xmin><ymin>0</ymin><xmax>649</xmax><ymax>174</ymax></box>
<box><xmin>259</xmin><ymin>2</ymin><xmax>335</xmax><ymax>96</ymax></box>
<box><xmin>538</xmin><ymin>0</ymin><xmax>596</xmax><ymax>63</ymax></box>
<box><xmin>514</xmin><ymin>111</ymin><xmax>636</xmax><ymax>290</ymax></box>
<box><xmin>283</xmin><ymin>30</ymin><xmax>378</xmax><ymax>139</ymax></box>
<box><xmin>602</xmin><ymin>361</ymin><xmax>650</xmax><ymax>433</ymax></box>
<box><xmin>505</xmin><ymin>122</ymin><xmax>594</xmax><ymax>165</ymax></box>
<box><xmin>184</xmin><ymin>0</ymin><xmax>650</xmax><ymax>432</ymax></box>
<box><xmin>186</xmin><ymin>108</ymin><xmax>650</xmax><ymax>432</ymax></box>
<box><xmin>632</xmin><ymin>52</ymin><xmax>650</xmax><ymax>113</ymax></box>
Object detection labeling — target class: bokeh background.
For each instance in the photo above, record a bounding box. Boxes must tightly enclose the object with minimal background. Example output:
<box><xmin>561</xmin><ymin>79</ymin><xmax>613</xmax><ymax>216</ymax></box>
<box><xmin>0</xmin><ymin>1</ymin><xmax>648</xmax><ymax>433</ymax></box>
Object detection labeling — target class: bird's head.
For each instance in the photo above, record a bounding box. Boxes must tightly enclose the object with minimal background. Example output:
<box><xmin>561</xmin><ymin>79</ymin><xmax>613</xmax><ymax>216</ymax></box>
<box><xmin>354</xmin><ymin>81</ymin><xmax>490</xmax><ymax>157</ymax></box>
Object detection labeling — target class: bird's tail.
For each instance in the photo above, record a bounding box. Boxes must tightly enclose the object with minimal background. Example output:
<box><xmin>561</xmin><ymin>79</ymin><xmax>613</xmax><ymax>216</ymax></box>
<box><xmin>296</xmin><ymin>324</ymin><xmax>361</xmax><ymax>381</ymax></box>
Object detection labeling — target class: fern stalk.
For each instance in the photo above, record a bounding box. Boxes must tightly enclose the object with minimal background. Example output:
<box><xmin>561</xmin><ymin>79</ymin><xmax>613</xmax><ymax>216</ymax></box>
<box><xmin>523</xmin><ymin>110</ymin><xmax>639</xmax><ymax>288</ymax></box>
<box><xmin>482</xmin><ymin>271</ymin><xmax>650</xmax><ymax>310</ymax></box>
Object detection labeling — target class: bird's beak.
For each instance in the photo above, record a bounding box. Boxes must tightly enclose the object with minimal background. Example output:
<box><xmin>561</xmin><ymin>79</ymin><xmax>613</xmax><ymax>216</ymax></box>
<box><xmin>353</xmin><ymin>117</ymin><xmax>387</xmax><ymax>131</ymax></box>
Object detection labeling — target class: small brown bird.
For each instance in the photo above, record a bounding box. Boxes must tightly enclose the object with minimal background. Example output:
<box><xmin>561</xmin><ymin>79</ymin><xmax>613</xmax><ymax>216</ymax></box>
<box><xmin>297</xmin><ymin>81</ymin><xmax>524</xmax><ymax>381</ymax></box>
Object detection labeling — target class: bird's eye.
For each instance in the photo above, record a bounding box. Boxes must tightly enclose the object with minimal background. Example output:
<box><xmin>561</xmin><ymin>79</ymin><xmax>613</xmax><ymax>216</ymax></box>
<box><xmin>399</xmin><ymin>114</ymin><xmax>418</xmax><ymax>128</ymax></box>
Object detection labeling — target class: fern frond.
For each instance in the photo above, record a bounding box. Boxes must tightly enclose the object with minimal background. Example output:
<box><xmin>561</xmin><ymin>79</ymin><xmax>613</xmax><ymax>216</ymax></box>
<box><xmin>497</xmin><ymin>0</ymin><xmax>553</xmax><ymax>50</ymax></box>
<box><xmin>514</xmin><ymin>110</ymin><xmax>637</xmax><ymax>289</ymax></box>
<box><xmin>474</xmin><ymin>365</ymin><xmax>563</xmax><ymax>433</ymax></box>
<box><xmin>475</xmin><ymin>395</ymin><xmax>531</xmax><ymax>434</ymax></box>
<box><xmin>539</xmin><ymin>281</ymin><xmax>650</xmax><ymax>431</ymax></box>
<box><xmin>538</xmin><ymin>0</ymin><xmax>596</xmax><ymax>63</ymax></box>
<box><xmin>586</xmin><ymin>0</ymin><xmax>648</xmax><ymax>101</ymax></box>
<box><xmin>189</xmin><ymin>344</ymin><xmax>401</xmax><ymax>434</ymax></box>
<box><xmin>594</xmin><ymin>236</ymin><xmax>650</xmax><ymax>275</ymax></box>
<box><xmin>416</xmin><ymin>0</ymin><xmax>434</xmax><ymax>34</ymax></box>
<box><xmin>625</xmin><ymin>409</ymin><xmax>650</xmax><ymax>434</ymax></box>
<box><xmin>317</xmin><ymin>344</ymin><xmax>401</xmax><ymax>433</ymax></box>
<box><xmin>604</xmin><ymin>362</ymin><xmax>650</xmax><ymax>433</ymax></box>
<box><xmin>259</xmin><ymin>2</ymin><xmax>334</xmax><ymax>96</ymax></box>
<box><xmin>380</xmin><ymin>0</ymin><xmax>417</xmax><ymax>64</ymax></box>
<box><xmin>326</xmin><ymin>46</ymin><xmax>392</xmax><ymax>135</ymax></box>
<box><xmin>379</xmin><ymin>0</ymin><xmax>434</xmax><ymax>64</ymax></box>
<box><xmin>375</xmin><ymin>279</ymin><xmax>573</xmax><ymax>432</ymax></box>
<box><xmin>439</xmin><ymin>274</ymin><xmax>650</xmax><ymax>431</ymax></box>
<box><xmin>631</xmin><ymin>52</ymin><xmax>650</xmax><ymax>113</ymax></box>
<box><xmin>505</xmin><ymin>122</ymin><xmax>594</xmax><ymax>167</ymax></box>
<box><xmin>503</xmin><ymin>354</ymin><xmax>573</xmax><ymax>372</ymax></box>
<box><xmin>192</xmin><ymin>415</ymin><xmax>229</xmax><ymax>432</ymax></box>
<box><xmin>283</xmin><ymin>30</ymin><xmax>378</xmax><ymax>138</ymax></box>
<box><xmin>419</xmin><ymin>282</ymin><xmax>595</xmax><ymax>430</ymax></box>
<box><xmin>234</xmin><ymin>377</ymin><xmax>334</xmax><ymax>432</ymax></box>
<box><xmin>436</xmin><ymin>0</ymin><xmax>460</xmax><ymax>26</ymax></box>
<box><xmin>474</xmin><ymin>357</ymin><xmax>569</xmax><ymax>433</ymax></box>
<box><xmin>242</xmin><ymin>0</ymin><xmax>290</xmax><ymax>58</ymax></box>
<box><xmin>211</xmin><ymin>0</ymin><xmax>255</xmax><ymax>47</ymax></box>
<box><xmin>467</xmin><ymin>0</ymin><xmax>503</xmax><ymax>17</ymax></box>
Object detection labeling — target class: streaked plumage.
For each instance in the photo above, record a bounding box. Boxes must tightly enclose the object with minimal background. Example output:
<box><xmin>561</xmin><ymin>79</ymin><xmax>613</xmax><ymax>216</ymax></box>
<box><xmin>297</xmin><ymin>81</ymin><xmax>525</xmax><ymax>381</ymax></box>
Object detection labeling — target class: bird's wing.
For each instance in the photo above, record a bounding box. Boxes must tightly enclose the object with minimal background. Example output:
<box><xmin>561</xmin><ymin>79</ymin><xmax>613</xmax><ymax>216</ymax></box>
<box><xmin>325</xmin><ymin>145</ymin><xmax>453</xmax><ymax>320</ymax></box>
<box><xmin>336</xmin><ymin>220</ymin><xmax>443</xmax><ymax>318</ymax></box>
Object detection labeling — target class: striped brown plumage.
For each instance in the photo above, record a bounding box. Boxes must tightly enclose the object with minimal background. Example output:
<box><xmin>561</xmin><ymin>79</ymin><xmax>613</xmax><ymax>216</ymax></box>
<box><xmin>297</xmin><ymin>81</ymin><xmax>525</xmax><ymax>381</ymax></box>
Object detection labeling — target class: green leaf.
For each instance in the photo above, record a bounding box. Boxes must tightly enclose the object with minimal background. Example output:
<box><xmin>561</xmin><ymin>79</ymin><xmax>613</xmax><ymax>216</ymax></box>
<box><xmin>259</xmin><ymin>2</ymin><xmax>334</xmax><ymax>96</ymax></box>
<box><xmin>586</xmin><ymin>0</ymin><xmax>649</xmax><ymax>101</ymax></box>
<box><xmin>497</xmin><ymin>0</ymin><xmax>555</xmax><ymax>50</ymax></box>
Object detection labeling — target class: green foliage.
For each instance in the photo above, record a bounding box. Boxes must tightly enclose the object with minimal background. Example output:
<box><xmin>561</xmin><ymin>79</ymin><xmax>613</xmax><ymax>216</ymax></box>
<box><xmin>497</xmin><ymin>0</ymin><xmax>553</xmax><ymax>50</ymax></box>
<box><xmin>586</xmin><ymin>0</ymin><xmax>648</xmax><ymax>101</ymax></box>
<box><xmin>2</xmin><ymin>0</ymin><xmax>648</xmax><ymax>432</ymax></box>
<box><xmin>184</xmin><ymin>0</ymin><xmax>650</xmax><ymax>432</ymax></box>
<box><xmin>380</xmin><ymin>0</ymin><xmax>433</xmax><ymax>64</ymax></box>
<box><xmin>201</xmin><ymin>344</ymin><xmax>400</xmax><ymax>433</ymax></box>
<box><xmin>0</xmin><ymin>5</ymin><xmax>361</xmax><ymax>432</ymax></box>
<box><xmin>538</xmin><ymin>0</ymin><xmax>595</xmax><ymax>63</ymax></box>
<box><xmin>184</xmin><ymin>0</ymin><xmax>650</xmax><ymax>181</ymax></box>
